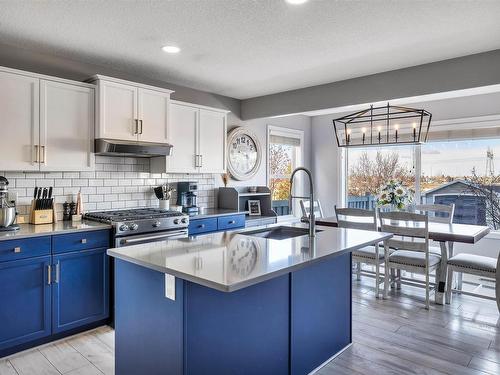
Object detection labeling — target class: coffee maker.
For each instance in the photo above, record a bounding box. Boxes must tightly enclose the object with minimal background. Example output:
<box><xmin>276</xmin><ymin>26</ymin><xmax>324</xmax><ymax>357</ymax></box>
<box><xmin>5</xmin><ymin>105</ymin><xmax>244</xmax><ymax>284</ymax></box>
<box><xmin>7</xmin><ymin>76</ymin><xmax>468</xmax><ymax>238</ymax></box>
<box><xmin>176</xmin><ymin>182</ymin><xmax>199</xmax><ymax>214</ymax></box>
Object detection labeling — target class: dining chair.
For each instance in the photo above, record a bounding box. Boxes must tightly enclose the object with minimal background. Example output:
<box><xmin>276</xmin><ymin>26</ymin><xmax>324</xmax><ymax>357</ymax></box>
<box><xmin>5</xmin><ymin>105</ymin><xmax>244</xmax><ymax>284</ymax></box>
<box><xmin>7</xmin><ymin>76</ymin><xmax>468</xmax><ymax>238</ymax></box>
<box><xmin>414</xmin><ymin>203</ymin><xmax>455</xmax><ymax>224</ymax></box>
<box><xmin>446</xmin><ymin>251</ymin><xmax>500</xmax><ymax>312</ymax></box>
<box><xmin>300</xmin><ymin>199</ymin><xmax>324</xmax><ymax>219</ymax></box>
<box><xmin>412</xmin><ymin>203</ymin><xmax>455</xmax><ymax>288</ymax></box>
<box><xmin>379</xmin><ymin>210</ymin><xmax>440</xmax><ymax>309</ymax></box>
<box><xmin>335</xmin><ymin>206</ymin><xmax>384</xmax><ymax>297</ymax></box>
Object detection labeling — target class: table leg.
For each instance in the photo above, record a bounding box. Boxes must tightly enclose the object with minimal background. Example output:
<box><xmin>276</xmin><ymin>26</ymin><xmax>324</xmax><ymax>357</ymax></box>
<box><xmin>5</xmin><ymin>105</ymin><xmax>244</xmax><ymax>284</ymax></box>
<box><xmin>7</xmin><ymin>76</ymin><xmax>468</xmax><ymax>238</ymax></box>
<box><xmin>435</xmin><ymin>241</ymin><xmax>449</xmax><ymax>305</ymax></box>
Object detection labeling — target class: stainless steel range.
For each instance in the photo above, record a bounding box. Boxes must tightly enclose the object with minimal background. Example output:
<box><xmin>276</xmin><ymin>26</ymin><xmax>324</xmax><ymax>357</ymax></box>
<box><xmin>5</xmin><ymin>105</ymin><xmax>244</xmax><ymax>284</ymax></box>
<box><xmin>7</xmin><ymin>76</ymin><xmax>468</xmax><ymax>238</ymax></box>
<box><xmin>84</xmin><ymin>208</ymin><xmax>189</xmax><ymax>247</ymax></box>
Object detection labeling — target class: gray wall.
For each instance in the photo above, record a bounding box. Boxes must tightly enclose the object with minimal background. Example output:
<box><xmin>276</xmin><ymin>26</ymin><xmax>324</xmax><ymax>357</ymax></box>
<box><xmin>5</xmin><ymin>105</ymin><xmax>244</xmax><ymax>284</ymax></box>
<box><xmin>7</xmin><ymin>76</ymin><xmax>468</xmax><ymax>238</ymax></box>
<box><xmin>0</xmin><ymin>42</ymin><xmax>241</xmax><ymax>123</ymax></box>
<box><xmin>241</xmin><ymin>49</ymin><xmax>500</xmax><ymax>120</ymax></box>
<box><xmin>311</xmin><ymin>114</ymin><xmax>341</xmax><ymax>217</ymax></box>
<box><xmin>225</xmin><ymin>115</ymin><xmax>312</xmax><ymax>189</ymax></box>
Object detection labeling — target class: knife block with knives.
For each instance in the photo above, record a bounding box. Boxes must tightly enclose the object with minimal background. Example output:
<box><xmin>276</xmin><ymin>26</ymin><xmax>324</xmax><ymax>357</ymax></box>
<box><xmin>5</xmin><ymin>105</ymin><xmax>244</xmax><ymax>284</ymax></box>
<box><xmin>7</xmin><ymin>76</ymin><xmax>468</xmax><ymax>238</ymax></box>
<box><xmin>30</xmin><ymin>186</ymin><xmax>55</xmax><ymax>225</ymax></box>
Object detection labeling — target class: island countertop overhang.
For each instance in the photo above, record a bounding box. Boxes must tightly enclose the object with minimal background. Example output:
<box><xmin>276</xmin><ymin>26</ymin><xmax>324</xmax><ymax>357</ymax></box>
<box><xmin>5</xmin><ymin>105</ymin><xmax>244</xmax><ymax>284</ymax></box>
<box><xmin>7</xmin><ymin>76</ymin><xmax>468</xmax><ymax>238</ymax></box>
<box><xmin>107</xmin><ymin>223</ymin><xmax>392</xmax><ymax>292</ymax></box>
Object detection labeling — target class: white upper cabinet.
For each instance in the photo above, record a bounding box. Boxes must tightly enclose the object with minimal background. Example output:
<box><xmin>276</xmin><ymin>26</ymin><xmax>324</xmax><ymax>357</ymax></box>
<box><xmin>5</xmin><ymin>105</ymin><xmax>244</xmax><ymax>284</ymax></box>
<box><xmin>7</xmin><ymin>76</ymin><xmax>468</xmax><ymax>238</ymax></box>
<box><xmin>97</xmin><ymin>80</ymin><xmax>138</xmax><ymax>141</ymax></box>
<box><xmin>167</xmin><ymin>102</ymin><xmax>198</xmax><ymax>173</ymax></box>
<box><xmin>0</xmin><ymin>70</ymin><xmax>40</xmax><ymax>171</ymax></box>
<box><xmin>0</xmin><ymin>66</ymin><xmax>94</xmax><ymax>172</ymax></box>
<box><xmin>151</xmin><ymin>101</ymin><xmax>227</xmax><ymax>174</ymax></box>
<box><xmin>91</xmin><ymin>75</ymin><xmax>172</xmax><ymax>143</ymax></box>
<box><xmin>138</xmin><ymin>88</ymin><xmax>170</xmax><ymax>143</ymax></box>
<box><xmin>40</xmin><ymin>80</ymin><xmax>94</xmax><ymax>171</ymax></box>
<box><xmin>198</xmin><ymin>109</ymin><xmax>226</xmax><ymax>173</ymax></box>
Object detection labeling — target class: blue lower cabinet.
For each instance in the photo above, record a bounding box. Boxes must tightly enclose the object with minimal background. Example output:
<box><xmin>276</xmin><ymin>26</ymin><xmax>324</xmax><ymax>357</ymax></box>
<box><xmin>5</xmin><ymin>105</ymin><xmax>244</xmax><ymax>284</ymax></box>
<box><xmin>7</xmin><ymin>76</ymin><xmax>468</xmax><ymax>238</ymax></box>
<box><xmin>52</xmin><ymin>248</ymin><xmax>109</xmax><ymax>334</ymax></box>
<box><xmin>189</xmin><ymin>218</ymin><xmax>218</xmax><ymax>235</ymax></box>
<box><xmin>217</xmin><ymin>214</ymin><xmax>245</xmax><ymax>231</ymax></box>
<box><xmin>0</xmin><ymin>256</ymin><xmax>52</xmax><ymax>351</ymax></box>
<box><xmin>189</xmin><ymin>214</ymin><xmax>246</xmax><ymax>236</ymax></box>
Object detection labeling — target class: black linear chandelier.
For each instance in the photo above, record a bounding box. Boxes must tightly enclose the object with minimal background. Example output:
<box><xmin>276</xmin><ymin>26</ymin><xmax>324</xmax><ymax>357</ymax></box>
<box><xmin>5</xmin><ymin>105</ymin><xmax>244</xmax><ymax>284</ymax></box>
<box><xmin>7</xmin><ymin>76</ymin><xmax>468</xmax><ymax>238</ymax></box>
<box><xmin>332</xmin><ymin>103</ymin><xmax>432</xmax><ymax>147</ymax></box>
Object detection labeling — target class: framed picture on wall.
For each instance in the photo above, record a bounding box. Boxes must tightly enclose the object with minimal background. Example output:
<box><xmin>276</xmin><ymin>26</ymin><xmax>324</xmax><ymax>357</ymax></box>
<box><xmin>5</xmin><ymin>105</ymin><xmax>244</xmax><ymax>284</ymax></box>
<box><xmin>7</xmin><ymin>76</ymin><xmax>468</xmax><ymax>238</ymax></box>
<box><xmin>248</xmin><ymin>200</ymin><xmax>261</xmax><ymax>216</ymax></box>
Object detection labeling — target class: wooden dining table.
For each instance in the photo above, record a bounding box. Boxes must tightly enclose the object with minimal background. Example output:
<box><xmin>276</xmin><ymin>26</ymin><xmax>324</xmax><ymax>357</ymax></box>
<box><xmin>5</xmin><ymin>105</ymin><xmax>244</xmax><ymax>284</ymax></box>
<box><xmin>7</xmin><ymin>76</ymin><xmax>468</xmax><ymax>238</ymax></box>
<box><xmin>311</xmin><ymin>216</ymin><xmax>491</xmax><ymax>304</ymax></box>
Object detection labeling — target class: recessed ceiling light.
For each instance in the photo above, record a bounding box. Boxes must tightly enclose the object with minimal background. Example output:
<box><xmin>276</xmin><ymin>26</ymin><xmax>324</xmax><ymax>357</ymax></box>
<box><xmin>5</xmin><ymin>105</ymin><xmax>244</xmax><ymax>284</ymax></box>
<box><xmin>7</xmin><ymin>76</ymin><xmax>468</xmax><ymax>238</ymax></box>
<box><xmin>286</xmin><ymin>0</ymin><xmax>309</xmax><ymax>4</ymax></box>
<box><xmin>162</xmin><ymin>45</ymin><xmax>180</xmax><ymax>54</ymax></box>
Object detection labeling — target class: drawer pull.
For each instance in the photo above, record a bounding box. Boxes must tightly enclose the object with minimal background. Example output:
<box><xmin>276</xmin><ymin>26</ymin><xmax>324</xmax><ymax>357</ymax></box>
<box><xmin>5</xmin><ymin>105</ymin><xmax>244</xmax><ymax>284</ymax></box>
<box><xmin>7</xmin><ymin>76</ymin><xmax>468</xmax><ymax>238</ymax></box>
<box><xmin>198</xmin><ymin>224</ymin><xmax>205</xmax><ymax>229</ymax></box>
<box><xmin>228</xmin><ymin>220</ymin><xmax>236</xmax><ymax>225</ymax></box>
<box><xmin>81</xmin><ymin>238</ymin><xmax>87</xmax><ymax>244</ymax></box>
<box><xmin>14</xmin><ymin>247</ymin><xmax>21</xmax><ymax>253</ymax></box>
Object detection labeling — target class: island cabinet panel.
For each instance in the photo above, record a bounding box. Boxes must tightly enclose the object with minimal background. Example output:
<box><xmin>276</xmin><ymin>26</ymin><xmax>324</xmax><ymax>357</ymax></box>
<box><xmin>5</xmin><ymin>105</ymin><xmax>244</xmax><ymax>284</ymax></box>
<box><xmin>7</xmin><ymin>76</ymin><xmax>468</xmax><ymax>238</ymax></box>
<box><xmin>290</xmin><ymin>253</ymin><xmax>352</xmax><ymax>375</ymax></box>
<box><xmin>114</xmin><ymin>259</ymin><xmax>184</xmax><ymax>375</ymax></box>
<box><xmin>0</xmin><ymin>256</ymin><xmax>52</xmax><ymax>351</ymax></box>
<box><xmin>184</xmin><ymin>276</ymin><xmax>290</xmax><ymax>375</ymax></box>
<box><xmin>52</xmin><ymin>248</ymin><xmax>109</xmax><ymax>333</ymax></box>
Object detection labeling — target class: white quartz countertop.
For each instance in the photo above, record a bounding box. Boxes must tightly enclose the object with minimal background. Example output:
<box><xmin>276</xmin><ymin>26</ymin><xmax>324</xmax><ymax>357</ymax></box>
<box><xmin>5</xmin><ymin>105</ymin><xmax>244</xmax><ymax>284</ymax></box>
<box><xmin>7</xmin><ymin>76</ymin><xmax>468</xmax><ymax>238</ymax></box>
<box><xmin>0</xmin><ymin>220</ymin><xmax>111</xmax><ymax>241</ymax></box>
<box><xmin>107</xmin><ymin>223</ymin><xmax>392</xmax><ymax>292</ymax></box>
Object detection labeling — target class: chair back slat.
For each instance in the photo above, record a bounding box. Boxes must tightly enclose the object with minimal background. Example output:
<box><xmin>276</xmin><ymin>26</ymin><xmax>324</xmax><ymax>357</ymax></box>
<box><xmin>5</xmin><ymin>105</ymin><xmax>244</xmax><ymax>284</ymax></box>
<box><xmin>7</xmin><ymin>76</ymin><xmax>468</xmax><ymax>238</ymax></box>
<box><xmin>385</xmin><ymin>238</ymin><xmax>427</xmax><ymax>252</ymax></box>
<box><xmin>335</xmin><ymin>206</ymin><xmax>377</xmax><ymax>231</ymax></box>
<box><xmin>300</xmin><ymin>199</ymin><xmax>324</xmax><ymax>219</ymax></box>
<box><xmin>378</xmin><ymin>210</ymin><xmax>429</xmax><ymax>253</ymax></box>
<box><xmin>414</xmin><ymin>203</ymin><xmax>455</xmax><ymax>224</ymax></box>
<box><xmin>379</xmin><ymin>223</ymin><xmax>428</xmax><ymax>238</ymax></box>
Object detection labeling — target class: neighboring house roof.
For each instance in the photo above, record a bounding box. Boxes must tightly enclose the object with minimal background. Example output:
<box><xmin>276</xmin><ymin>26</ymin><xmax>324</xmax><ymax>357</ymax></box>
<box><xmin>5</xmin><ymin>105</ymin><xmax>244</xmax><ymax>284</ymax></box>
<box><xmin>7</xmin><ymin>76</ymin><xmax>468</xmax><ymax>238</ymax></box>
<box><xmin>423</xmin><ymin>180</ymin><xmax>474</xmax><ymax>196</ymax></box>
<box><xmin>423</xmin><ymin>179</ymin><xmax>500</xmax><ymax>196</ymax></box>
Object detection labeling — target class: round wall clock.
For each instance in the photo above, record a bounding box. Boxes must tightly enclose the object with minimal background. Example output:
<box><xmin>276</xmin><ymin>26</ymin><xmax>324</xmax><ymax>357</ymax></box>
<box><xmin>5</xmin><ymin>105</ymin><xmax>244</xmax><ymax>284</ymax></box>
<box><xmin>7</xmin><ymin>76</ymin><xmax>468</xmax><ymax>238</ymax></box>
<box><xmin>226</xmin><ymin>127</ymin><xmax>261</xmax><ymax>181</ymax></box>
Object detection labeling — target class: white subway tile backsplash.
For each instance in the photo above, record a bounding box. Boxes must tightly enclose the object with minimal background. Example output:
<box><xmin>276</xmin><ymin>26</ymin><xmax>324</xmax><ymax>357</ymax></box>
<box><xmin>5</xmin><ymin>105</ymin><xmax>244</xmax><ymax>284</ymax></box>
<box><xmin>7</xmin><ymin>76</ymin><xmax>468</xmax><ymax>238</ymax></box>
<box><xmin>1</xmin><ymin>156</ymin><xmax>217</xmax><ymax>221</ymax></box>
<box><xmin>55</xmin><ymin>179</ymin><xmax>72</xmax><ymax>187</ymax></box>
<box><xmin>16</xmin><ymin>179</ymin><xmax>36</xmax><ymax>188</ymax></box>
<box><xmin>89</xmin><ymin>179</ymin><xmax>104</xmax><ymax>187</ymax></box>
<box><xmin>63</xmin><ymin>172</ymin><xmax>79</xmax><ymax>179</ymax></box>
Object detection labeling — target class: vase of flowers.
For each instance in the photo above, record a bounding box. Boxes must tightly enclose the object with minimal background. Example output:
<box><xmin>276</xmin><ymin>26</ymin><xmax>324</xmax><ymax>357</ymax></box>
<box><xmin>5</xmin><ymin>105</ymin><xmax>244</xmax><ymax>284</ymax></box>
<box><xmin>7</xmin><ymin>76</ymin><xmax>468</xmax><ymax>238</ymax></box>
<box><xmin>376</xmin><ymin>180</ymin><xmax>413</xmax><ymax>211</ymax></box>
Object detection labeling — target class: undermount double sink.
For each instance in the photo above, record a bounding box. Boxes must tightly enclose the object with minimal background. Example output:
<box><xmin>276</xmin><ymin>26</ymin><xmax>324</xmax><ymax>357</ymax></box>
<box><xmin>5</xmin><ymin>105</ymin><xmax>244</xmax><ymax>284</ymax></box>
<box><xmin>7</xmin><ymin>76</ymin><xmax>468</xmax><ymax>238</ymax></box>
<box><xmin>242</xmin><ymin>226</ymin><xmax>323</xmax><ymax>240</ymax></box>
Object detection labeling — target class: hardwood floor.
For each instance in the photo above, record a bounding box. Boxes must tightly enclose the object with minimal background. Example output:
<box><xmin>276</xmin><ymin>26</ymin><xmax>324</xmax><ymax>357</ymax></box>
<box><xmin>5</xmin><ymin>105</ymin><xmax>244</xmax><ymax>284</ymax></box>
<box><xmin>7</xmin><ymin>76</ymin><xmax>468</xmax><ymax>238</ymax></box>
<box><xmin>1</xmin><ymin>278</ymin><xmax>498</xmax><ymax>375</ymax></box>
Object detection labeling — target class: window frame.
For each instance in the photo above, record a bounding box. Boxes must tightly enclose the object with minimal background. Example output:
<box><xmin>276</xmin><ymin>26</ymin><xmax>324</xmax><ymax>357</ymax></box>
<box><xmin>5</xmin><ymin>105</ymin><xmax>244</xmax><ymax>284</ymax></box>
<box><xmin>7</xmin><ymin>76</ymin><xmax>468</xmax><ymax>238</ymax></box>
<box><xmin>267</xmin><ymin>125</ymin><xmax>305</xmax><ymax>220</ymax></box>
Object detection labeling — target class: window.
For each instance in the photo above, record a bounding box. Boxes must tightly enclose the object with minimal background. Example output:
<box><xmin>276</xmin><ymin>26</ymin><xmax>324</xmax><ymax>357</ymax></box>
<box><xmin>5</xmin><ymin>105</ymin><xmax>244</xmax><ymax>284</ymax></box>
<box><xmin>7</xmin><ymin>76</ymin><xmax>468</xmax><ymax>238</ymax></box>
<box><xmin>268</xmin><ymin>126</ymin><xmax>304</xmax><ymax>216</ymax></box>
<box><xmin>346</xmin><ymin>146</ymin><xmax>416</xmax><ymax>210</ymax></box>
<box><xmin>344</xmin><ymin>138</ymin><xmax>500</xmax><ymax>228</ymax></box>
<box><xmin>421</xmin><ymin>139</ymin><xmax>500</xmax><ymax>227</ymax></box>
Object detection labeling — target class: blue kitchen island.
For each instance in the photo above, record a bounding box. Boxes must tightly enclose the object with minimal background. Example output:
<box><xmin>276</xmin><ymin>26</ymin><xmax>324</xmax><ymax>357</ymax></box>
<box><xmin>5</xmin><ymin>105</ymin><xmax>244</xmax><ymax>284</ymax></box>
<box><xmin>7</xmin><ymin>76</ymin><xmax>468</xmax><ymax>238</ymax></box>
<box><xmin>107</xmin><ymin>224</ymin><xmax>391</xmax><ymax>375</ymax></box>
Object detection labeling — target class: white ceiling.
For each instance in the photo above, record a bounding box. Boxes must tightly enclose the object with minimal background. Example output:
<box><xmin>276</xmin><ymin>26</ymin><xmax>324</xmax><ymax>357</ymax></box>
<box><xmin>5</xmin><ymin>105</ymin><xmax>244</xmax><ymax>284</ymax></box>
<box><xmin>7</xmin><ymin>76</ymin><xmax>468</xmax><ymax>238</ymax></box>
<box><xmin>1</xmin><ymin>0</ymin><xmax>500</xmax><ymax>99</ymax></box>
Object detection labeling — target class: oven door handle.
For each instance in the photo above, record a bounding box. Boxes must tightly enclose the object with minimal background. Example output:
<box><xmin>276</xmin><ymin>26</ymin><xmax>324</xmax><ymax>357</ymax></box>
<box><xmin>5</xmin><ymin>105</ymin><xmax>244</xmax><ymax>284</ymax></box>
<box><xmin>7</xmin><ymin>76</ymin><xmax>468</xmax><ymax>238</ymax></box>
<box><xmin>120</xmin><ymin>231</ymin><xmax>187</xmax><ymax>245</ymax></box>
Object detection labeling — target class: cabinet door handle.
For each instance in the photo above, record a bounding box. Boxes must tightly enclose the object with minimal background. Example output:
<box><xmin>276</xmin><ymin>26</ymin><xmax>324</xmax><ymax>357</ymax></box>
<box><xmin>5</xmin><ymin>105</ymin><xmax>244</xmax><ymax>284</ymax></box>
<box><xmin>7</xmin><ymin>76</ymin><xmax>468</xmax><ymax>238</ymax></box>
<box><xmin>199</xmin><ymin>154</ymin><xmax>203</xmax><ymax>168</ymax></box>
<box><xmin>134</xmin><ymin>119</ymin><xmax>139</xmax><ymax>135</ymax></box>
<box><xmin>14</xmin><ymin>247</ymin><xmax>21</xmax><ymax>253</ymax></box>
<box><xmin>34</xmin><ymin>145</ymin><xmax>39</xmax><ymax>163</ymax></box>
<box><xmin>40</xmin><ymin>146</ymin><xmax>46</xmax><ymax>164</ymax></box>
<box><xmin>139</xmin><ymin>120</ymin><xmax>143</xmax><ymax>134</ymax></box>
<box><xmin>55</xmin><ymin>262</ymin><xmax>60</xmax><ymax>284</ymax></box>
<box><xmin>81</xmin><ymin>238</ymin><xmax>87</xmax><ymax>244</ymax></box>
<box><xmin>194</xmin><ymin>155</ymin><xmax>199</xmax><ymax>167</ymax></box>
<box><xmin>47</xmin><ymin>264</ymin><xmax>52</xmax><ymax>285</ymax></box>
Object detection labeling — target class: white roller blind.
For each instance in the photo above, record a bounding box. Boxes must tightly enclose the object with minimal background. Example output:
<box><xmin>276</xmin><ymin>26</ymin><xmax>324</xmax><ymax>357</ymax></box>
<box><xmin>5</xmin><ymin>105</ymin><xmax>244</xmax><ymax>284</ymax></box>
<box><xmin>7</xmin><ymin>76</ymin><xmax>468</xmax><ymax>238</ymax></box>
<box><xmin>269</xmin><ymin>134</ymin><xmax>301</xmax><ymax>146</ymax></box>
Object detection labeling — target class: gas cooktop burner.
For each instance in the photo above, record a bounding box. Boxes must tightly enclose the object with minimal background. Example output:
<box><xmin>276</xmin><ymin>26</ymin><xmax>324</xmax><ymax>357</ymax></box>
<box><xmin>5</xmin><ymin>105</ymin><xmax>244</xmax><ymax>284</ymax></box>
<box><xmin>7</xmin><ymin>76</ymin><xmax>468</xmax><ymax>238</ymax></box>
<box><xmin>85</xmin><ymin>208</ymin><xmax>185</xmax><ymax>223</ymax></box>
<box><xmin>84</xmin><ymin>208</ymin><xmax>189</xmax><ymax>236</ymax></box>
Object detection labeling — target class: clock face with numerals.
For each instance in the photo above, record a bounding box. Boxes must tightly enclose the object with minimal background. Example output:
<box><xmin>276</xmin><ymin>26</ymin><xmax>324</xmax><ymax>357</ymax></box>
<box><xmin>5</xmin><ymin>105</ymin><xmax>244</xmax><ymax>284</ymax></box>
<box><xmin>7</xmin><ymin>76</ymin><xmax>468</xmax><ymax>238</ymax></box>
<box><xmin>229</xmin><ymin>236</ymin><xmax>259</xmax><ymax>278</ymax></box>
<box><xmin>227</xmin><ymin>127</ymin><xmax>261</xmax><ymax>181</ymax></box>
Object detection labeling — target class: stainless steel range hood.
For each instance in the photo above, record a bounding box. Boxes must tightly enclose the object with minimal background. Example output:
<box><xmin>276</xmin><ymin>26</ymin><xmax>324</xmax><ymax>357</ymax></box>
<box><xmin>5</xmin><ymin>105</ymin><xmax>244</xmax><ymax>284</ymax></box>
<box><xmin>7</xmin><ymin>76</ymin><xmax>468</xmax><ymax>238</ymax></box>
<box><xmin>95</xmin><ymin>139</ymin><xmax>173</xmax><ymax>157</ymax></box>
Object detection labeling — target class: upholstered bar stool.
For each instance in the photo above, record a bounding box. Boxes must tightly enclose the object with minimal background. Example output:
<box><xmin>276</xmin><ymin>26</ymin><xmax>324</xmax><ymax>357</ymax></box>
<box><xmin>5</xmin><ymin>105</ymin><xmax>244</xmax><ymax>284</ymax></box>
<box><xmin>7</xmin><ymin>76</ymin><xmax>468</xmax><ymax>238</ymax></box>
<box><xmin>446</xmin><ymin>252</ymin><xmax>500</xmax><ymax>312</ymax></box>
